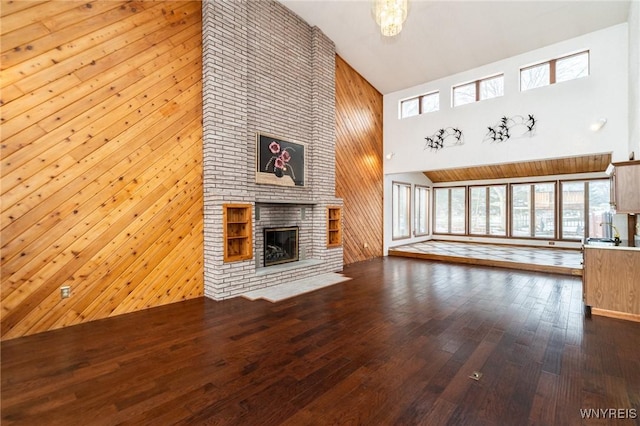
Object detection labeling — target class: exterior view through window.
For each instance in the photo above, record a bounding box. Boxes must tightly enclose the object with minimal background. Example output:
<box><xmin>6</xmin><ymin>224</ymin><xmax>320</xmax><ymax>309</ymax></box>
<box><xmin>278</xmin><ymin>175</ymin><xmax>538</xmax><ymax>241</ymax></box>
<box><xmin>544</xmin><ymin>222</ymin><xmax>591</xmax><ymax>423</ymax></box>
<box><xmin>434</xmin><ymin>178</ymin><xmax>608</xmax><ymax>241</ymax></box>
<box><xmin>415</xmin><ymin>186</ymin><xmax>430</xmax><ymax>236</ymax></box>
<box><xmin>521</xmin><ymin>51</ymin><xmax>589</xmax><ymax>91</ymax></box>
<box><xmin>392</xmin><ymin>182</ymin><xmax>411</xmax><ymax>239</ymax></box>
<box><xmin>512</xmin><ymin>183</ymin><xmax>555</xmax><ymax>238</ymax></box>
<box><xmin>434</xmin><ymin>187</ymin><xmax>465</xmax><ymax>234</ymax></box>
<box><xmin>561</xmin><ymin>179</ymin><xmax>610</xmax><ymax>240</ymax></box>
<box><xmin>453</xmin><ymin>74</ymin><xmax>504</xmax><ymax>107</ymax></box>
<box><xmin>400</xmin><ymin>92</ymin><xmax>439</xmax><ymax>119</ymax></box>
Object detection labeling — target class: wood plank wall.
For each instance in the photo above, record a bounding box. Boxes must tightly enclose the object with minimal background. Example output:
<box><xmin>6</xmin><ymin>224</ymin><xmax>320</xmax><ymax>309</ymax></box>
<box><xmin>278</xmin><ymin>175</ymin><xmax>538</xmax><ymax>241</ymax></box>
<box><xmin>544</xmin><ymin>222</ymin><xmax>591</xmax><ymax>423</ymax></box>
<box><xmin>0</xmin><ymin>1</ymin><xmax>204</xmax><ymax>340</ymax></box>
<box><xmin>335</xmin><ymin>55</ymin><xmax>383</xmax><ymax>264</ymax></box>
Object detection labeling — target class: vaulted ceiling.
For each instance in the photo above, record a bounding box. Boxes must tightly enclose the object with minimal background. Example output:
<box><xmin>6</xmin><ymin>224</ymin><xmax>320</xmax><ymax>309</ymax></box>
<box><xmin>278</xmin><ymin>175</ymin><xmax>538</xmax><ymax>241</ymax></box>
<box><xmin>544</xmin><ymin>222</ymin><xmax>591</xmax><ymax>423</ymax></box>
<box><xmin>280</xmin><ymin>1</ymin><xmax>631</xmax><ymax>94</ymax></box>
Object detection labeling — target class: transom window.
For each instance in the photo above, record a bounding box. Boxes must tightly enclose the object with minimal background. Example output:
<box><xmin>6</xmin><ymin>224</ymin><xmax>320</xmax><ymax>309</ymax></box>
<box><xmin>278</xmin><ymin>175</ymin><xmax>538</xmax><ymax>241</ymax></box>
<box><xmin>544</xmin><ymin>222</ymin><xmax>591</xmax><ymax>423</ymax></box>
<box><xmin>520</xmin><ymin>51</ymin><xmax>589</xmax><ymax>91</ymax></box>
<box><xmin>453</xmin><ymin>74</ymin><xmax>504</xmax><ymax>107</ymax></box>
<box><xmin>400</xmin><ymin>91</ymin><xmax>439</xmax><ymax>118</ymax></box>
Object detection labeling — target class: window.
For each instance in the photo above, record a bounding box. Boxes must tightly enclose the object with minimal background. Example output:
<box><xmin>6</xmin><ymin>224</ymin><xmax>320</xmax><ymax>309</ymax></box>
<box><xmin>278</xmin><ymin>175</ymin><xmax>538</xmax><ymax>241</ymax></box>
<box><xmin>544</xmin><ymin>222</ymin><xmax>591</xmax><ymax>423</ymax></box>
<box><xmin>560</xmin><ymin>179</ymin><xmax>610</xmax><ymax>240</ymax></box>
<box><xmin>521</xmin><ymin>51</ymin><xmax>589</xmax><ymax>91</ymax></box>
<box><xmin>434</xmin><ymin>187</ymin><xmax>466</xmax><ymax>234</ymax></box>
<box><xmin>470</xmin><ymin>185</ymin><xmax>507</xmax><ymax>236</ymax></box>
<box><xmin>511</xmin><ymin>183</ymin><xmax>556</xmax><ymax>238</ymax></box>
<box><xmin>392</xmin><ymin>182</ymin><xmax>411</xmax><ymax>239</ymax></box>
<box><xmin>520</xmin><ymin>63</ymin><xmax>550</xmax><ymax>91</ymax></box>
<box><xmin>453</xmin><ymin>74</ymin><xmax>504</xmax><ymax>107</ymax></box>
<box><xmin>479</xmin><ymin>75</ymin><xmax>504</xmax><ymax>100</ymax></box>
<box><xmin>428</xmin><ymin>178</ymin><xmax>608</xmax><ymax>242</ymax></box>
<box><xmin>400</xmin><ymin>92</ymin><xmax>439</xmax><ymax>118</ymax></box>
<box><xmin>415</xmin><ymin>186</ymin><xmax>430</xmax><ymax>236</ymax></box>
<box><xmin>401</xmin><ymin>98</ymin><xmax>419</xmax><ymax>118</ymax></box>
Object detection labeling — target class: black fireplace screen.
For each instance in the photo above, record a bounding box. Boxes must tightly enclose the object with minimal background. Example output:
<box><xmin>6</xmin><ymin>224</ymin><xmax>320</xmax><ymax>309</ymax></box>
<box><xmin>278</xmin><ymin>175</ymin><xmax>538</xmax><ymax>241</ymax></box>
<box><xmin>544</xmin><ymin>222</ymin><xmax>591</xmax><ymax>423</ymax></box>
<box><xmin>264</xmin><ymin>227</ymin><xmax>299</xmax><ymax>266</ymax></box>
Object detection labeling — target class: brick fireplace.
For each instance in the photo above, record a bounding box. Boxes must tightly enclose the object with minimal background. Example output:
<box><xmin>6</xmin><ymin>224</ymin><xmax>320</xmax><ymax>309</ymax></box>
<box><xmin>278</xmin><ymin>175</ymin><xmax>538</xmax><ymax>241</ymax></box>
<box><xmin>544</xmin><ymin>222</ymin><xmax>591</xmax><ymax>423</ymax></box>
<box><xmin>201</xmin><ymin>0</ymin><xmax>343</xmax><ymax>300</ymax></box>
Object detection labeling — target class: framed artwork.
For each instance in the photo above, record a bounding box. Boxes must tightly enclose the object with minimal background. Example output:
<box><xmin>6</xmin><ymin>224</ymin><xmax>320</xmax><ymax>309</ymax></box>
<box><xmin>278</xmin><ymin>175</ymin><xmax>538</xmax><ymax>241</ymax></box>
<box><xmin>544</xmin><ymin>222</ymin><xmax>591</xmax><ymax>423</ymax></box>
<box><xmin>256</xmin><ymin>132</ymin><xmax>305</xmax><ymax>187</ymax></box>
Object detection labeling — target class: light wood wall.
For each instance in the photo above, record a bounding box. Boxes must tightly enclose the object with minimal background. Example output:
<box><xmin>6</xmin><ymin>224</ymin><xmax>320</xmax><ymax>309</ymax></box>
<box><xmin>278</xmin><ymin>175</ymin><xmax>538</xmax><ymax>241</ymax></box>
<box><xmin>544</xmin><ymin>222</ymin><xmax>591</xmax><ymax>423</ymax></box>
<box><xmin>424</xmin><ymin>153</ymin><xmax>612</xmax><ymax>183</ymax></box>
<box><xmin>1</xmin><ymin>1</ymin><xmax>204</xmax><ymax>340</ymax></box>
<box><xmin>335</xmin><ymin>55</ymin><xmax>384</xmax><ymax>264</ymax></box>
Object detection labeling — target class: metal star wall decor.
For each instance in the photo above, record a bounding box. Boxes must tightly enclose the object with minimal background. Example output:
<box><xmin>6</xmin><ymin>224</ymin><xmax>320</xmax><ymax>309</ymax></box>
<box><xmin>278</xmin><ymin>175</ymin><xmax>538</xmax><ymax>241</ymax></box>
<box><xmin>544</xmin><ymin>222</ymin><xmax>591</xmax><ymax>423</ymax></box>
<box><xmin>424</xmin><ymin>127</ymin><xmax>464</xmax><ymax>152</ymax></box>
<box><xmin>485</xmin><ymin>114</ymin><xmax>536</xmax><ymax>143</ymax></box>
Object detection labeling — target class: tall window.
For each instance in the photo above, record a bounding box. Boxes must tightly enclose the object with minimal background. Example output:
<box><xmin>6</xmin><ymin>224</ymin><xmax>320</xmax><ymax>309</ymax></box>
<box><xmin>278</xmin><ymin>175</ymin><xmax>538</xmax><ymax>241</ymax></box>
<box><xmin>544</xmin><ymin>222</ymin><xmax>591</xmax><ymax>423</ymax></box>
<box><xmin>511</xmin><ymin>183</ymin><xmax>555</xmax><ymax>238</ymax></box>
<box><xmin>392</xmin><ymin>182</ymin><xmax>411</xmax><ymax>239</ymax></box>
<box><xmin>521</xmin><ymin>51</ymin><xmax>589</xmax><ymax>91</ymax></box>
<box><xmin>453</xmin><ymin>74</ymin><xmax>504</xmax><ymax>107</ymax></box>
<box><xmin>470</xmin><ymin>185</ymin><xmax>507</xmax><ymax>236</ymax></box>
<box><xmin>415</xmin><ymin>186</ymin><xmax>430</xmax><ymax>236</ymax></box>
<box><xmin>560</xmin><ymin>179</ymin><xmax>610</xmax><ymax>240</ymax></box>
<box><xmin>400</xmin><ymin>91</ymin><xmax>439</xmax><ymax>118</ymax></box>
<box><xmin>434</xmin><ymin>187</ymin><xmax>466</xmax><ymax>234</ymax></box>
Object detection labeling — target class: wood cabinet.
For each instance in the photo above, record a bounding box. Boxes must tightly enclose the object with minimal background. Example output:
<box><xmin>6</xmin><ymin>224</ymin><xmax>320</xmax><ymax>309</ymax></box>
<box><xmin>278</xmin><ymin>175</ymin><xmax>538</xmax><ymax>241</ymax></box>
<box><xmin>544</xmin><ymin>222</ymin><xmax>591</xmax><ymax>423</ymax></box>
<box><xmin>612</xmin><ymin>160</ymin><xmax>640</xmax><ymax>213</ymax></box>
<box><xmin>327</xmin><ymin>207</ymin><xmax>342</xmax><ymax>248</ymax></box>
<box><xmin>223</xmin><ymin>204</ymin><xmax>253</xmax><ymax>262</ymax></box>
<box><xmin>583</xmin><ymin>246</ymin><xmax>640</xmax><ymax>321</ymax></box>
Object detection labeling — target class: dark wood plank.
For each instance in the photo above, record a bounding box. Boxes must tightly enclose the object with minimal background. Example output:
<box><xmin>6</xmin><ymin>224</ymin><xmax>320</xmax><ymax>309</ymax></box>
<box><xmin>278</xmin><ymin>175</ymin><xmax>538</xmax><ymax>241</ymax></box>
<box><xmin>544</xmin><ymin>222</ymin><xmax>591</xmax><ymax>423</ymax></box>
<box><xmin>2</xmin><ymin>257</ymin><xmax>639</xmax><ymax>425</ymax></box>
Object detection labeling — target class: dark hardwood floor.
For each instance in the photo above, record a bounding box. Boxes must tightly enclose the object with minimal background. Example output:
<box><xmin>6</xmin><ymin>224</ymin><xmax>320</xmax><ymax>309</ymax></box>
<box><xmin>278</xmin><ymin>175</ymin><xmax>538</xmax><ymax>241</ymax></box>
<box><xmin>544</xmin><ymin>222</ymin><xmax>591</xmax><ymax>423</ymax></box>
<box><xmin>2</xmin><ymin>258</ymin><xmax>639</xmax><ymax>425</ymax></box>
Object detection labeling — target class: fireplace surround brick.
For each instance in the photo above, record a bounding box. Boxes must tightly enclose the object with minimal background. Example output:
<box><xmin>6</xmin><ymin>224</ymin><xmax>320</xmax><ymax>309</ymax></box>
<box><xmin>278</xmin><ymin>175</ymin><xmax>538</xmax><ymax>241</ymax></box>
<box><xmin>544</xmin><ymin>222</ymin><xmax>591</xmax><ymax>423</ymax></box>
<box><xmin>202</xmin><ymin>0</ymin><xmax>343</xmax><ymax>299</ymax></box>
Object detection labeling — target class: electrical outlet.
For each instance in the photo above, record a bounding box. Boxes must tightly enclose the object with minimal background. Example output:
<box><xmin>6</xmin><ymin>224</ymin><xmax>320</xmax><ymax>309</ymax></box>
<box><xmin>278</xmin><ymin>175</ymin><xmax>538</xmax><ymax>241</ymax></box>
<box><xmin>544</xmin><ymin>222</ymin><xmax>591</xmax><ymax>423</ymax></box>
<box><xmin>363</xmin><ymin>242</ymin><xmax>368</xmax><ymax>248</ymax></box>
<box><xmin>60</xmin><ymin>286</ymin><xmax>71</xmax><ymax>299</ymax></box>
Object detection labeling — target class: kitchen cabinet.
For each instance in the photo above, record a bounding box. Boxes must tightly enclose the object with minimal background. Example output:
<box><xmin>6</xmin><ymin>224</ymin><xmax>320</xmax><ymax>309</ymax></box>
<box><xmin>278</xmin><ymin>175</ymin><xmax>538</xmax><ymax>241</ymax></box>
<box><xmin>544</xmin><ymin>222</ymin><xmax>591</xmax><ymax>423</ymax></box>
<box><xmin>612</xmin><ymin>160</ymin><xmax>640</xmax><ymax>213</ymax></box>
<box><xmin>583</xmin><ymin>245</ymin><xmax>640</xmax><ymax>322</ymax></box>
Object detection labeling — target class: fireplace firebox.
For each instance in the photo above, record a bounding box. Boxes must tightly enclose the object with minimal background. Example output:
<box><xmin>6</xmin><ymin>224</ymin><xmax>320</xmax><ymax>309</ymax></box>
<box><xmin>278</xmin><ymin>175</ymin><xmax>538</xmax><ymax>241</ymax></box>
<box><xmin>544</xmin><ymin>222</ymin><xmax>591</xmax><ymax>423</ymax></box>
<box><xmin>264</xmin><ymin>227</ymin><xmax>299</xmax><ymax>267</ymax></box>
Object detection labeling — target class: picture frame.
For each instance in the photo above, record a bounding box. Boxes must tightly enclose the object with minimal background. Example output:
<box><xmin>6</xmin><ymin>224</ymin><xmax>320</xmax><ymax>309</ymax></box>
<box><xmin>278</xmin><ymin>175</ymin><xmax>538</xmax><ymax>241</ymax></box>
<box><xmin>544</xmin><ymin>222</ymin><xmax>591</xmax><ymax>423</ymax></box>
<box><xmin>256</xmin><ymin>132</ymin><xmax>306</xmax><ymax>187</ymax></box>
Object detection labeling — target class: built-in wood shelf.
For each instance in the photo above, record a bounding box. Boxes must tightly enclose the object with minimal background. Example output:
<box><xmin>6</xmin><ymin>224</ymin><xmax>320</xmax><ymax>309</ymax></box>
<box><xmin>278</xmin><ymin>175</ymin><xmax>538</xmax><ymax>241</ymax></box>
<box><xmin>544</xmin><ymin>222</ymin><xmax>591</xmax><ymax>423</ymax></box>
<box><xmin>327</xmin><ymin>207</ymin><xmax>342</xmax><ymax>248</ymax></box>
<box><xmin>223</xmin><ymin>204</ymin><xmax>253</xmax><ymax>262</ymax></box>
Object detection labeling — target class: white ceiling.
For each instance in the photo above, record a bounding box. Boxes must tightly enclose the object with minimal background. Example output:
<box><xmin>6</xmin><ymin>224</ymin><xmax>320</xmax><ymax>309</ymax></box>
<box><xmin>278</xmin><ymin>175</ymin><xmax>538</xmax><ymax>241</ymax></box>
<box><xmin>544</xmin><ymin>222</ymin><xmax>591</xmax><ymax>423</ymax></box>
<box><xmin>280</xmin><ymin>0</ymin><xmax>631</xmax><ymax>94</ymax></box>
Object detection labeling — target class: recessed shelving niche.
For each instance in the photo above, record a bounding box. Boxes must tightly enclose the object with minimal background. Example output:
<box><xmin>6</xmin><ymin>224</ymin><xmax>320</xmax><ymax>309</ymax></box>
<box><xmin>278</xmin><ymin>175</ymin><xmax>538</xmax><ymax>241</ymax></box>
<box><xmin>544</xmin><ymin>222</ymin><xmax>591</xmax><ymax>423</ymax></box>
<box><xmin>223</xmin><ymin>204</ymin><xmax>253</xmax><ymax>262</ymax></box>
<box><xmin>327</xmin><ymin>207</ymin><xmax>342</xmax><ymax>248</ymax></box>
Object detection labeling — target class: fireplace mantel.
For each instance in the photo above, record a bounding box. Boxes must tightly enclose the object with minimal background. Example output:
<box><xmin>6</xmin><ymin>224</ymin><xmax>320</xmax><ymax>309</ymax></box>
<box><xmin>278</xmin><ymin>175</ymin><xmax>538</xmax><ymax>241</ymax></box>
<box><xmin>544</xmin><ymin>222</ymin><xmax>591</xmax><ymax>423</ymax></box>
<box><xmin>255</xmin><ymin>198</ymin><xmax>317</xmax><ymax>205</ymax></box>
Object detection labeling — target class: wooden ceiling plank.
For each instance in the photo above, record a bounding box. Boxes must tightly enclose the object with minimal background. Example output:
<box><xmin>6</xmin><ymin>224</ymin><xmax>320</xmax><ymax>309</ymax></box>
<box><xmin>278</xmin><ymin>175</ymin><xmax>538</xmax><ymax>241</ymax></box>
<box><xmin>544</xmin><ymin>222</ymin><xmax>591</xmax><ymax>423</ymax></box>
<box><xmin>424</xmin><ymin>154</ymin><xmax>610</xmax><ymax>183</ymax></box>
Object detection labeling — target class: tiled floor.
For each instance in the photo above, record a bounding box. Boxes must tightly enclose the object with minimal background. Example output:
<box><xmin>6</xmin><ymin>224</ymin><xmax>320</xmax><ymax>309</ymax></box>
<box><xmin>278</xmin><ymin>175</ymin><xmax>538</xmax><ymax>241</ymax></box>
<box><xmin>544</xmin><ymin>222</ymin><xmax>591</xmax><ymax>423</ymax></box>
<box><xmin>241</xmin><ymin>272</ymin><xmax>352</xmax><ymax>302</ymax></box>
<box><xmin>389</xmin><ymin>240</ymin><xmax>583</xmax><ymax>276</ymax></box>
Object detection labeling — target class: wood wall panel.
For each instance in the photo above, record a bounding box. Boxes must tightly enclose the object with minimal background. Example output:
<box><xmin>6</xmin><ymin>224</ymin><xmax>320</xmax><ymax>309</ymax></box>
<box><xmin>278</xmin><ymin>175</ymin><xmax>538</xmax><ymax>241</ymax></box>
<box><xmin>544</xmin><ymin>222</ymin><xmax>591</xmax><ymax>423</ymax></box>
<box><xmin>335</xmin><ymin>55</ymin><xmax>383</xmax><ymax>265</ymax></box>
<box><xmin>424</xmin><ymin>153</ymin><xmax>612</xmax><ymax>183</ymax></box>
<box><xmin>0</xmin><ymin>1</ymin><xmax>204</xmax><ymax>340</ymax></box>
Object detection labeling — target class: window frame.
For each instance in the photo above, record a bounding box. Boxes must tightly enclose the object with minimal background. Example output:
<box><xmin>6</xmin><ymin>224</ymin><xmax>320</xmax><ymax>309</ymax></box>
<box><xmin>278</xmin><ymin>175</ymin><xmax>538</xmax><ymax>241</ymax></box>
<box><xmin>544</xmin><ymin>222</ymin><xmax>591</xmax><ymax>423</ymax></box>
<box><xmin>520</xmin><ymin>50</ymin><xmax>590</xmax><ymax>91</ymax></box>
<box><xmin>400</xmin><ymin>91</ymin><xmax>440</xmax><ymax>119</ymax></box>
<box><xmin>430</xmin><ymin>178</ymin><xmax>609</xmax><ymax>241</ymax></box>
<box><xmin>392</xmin><ymin>181</ymin><xmax>412</xmax><ymax>240</ymax></box>
<box><xmin>559</xmin><ymin>178</ymin><xmax>610</xmax><ymax>241</ymax></box>
<box><xmin>414</xmin><ymin>185</ymin><xmax>430</xmax><ymax>237</ymax></box>
<box><xmin>510</xmin><ymin>182</ymin><xmax>557</xmax><ymax>239</ymax></box>
<box><xmin>433</xmin><ymin>186</ymin><xmax>467</xmax><ymax>235</ymax></box>
<box><xmin>468</xmin><ymin>184</ymin><xmax>507</xmax><ymax>237</ymax></box>
<box><xmin>452</xmin><ymin>73</ymin><xmax>504</xmax><ymax>107</ymax></box>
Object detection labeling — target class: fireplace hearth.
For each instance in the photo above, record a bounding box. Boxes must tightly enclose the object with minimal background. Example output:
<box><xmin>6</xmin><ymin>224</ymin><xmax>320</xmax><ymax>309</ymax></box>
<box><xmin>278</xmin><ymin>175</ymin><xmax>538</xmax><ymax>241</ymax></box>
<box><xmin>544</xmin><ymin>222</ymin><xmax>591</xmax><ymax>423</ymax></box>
<box><xmin>264</xmin><ymin>227</ymin><xmax>299</xmax><ymax>267</ymax></box>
